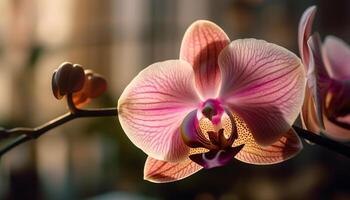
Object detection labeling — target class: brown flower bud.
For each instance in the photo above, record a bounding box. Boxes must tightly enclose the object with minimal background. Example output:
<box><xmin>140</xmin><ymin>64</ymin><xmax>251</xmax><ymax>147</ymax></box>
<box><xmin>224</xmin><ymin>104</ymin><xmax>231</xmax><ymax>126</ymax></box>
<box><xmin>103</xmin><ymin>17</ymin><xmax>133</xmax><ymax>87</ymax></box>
<box><xmin>70</xmin><ymin>64</ymin><xmax>85</xmax><ymax>92</ymax></box>
<box><xmin>72</xmin><ymin>91</ymin><xmax>90</xmax><ymax>107</ymax></box>
<box><xmin>84</xmin><ymin>72</ymin><xmax>107</xmax><ymax>98</ymax></box>
<box><xmin>72</xmin><ymin>69</ymin><xmax>107</xmax><ymax>107</ymax></box>
<box><xmin>52</xmin><ymin>62</ymin><xmax>85</xmax><ymax>99</ymax></box>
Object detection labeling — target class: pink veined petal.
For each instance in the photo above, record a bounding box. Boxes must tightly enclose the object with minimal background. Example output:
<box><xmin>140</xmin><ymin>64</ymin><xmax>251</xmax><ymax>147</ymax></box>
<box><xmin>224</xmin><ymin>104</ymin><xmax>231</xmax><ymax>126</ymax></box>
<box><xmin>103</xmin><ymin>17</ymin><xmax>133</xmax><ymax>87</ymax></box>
<box><xmin>219</xmin><ymin>39</ymin><xmax>306</xmax><ymax>146</ymax></box>
<box><xmin>144</xmin><ymin>156</ymin><xmax>202</xmax><ymax>183</ymax></box>
<box><xmin>298</xmin><ymin>5</ymin><xmax>316</xmax><ymax>67</ymax></box>
<box><xmin>235</xmin><ymin>128</ymin><xmax>303</xmax><ymax>165</ymax></box>
<box><xmin>118</xmin><ymin>60</ymin><xmax>200</xmax><ymax>162</ymax></box>
<box><xmin>323</xmin><ymin>36</ymin><xmax>350</xmax><ymax>80</ymax></box>
<box><xmin>232</xmin><ymin>112</ymin><xmax>302</xmax><ymax>164</ymax></box>
<box><xmin>307</xmin><ymin>34</ymin><xmax>331</xmax><ymax>130</ymax></box>
<box><xmin>180</xmin><ymin>20</ymin><xmax>230</xmax><ymax>99</ymax></box>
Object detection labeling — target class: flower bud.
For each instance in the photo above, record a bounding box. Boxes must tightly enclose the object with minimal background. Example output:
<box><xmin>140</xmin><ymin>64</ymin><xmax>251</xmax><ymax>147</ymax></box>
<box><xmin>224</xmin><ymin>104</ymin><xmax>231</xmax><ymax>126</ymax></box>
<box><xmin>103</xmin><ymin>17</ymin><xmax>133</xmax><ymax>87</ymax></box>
<box><xmin>72</xmin><ymin>69</ymin><xmax>107</xmax><ymax>107</ymax></box>
<box><xmin>52</xmin><ymin>62</ymin><xmax>85</xmax><ymax>99</ymax></box>
<box><xmin>84</xmin><ymin>72</ymin><xmax>107</xmax><ymax>98</ymax></box>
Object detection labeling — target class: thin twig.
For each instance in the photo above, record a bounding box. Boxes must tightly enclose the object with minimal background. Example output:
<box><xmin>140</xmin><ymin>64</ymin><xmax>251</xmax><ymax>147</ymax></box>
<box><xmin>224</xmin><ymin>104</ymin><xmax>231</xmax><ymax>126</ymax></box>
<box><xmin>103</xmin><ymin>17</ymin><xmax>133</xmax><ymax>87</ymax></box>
<box><xmin>0</xmin><ymin>107</ymin><xmax>117</xmax><ymax>157</ymax></box>
<box><xmin>0</xmin><ymin>93</ymin><xmax>119</xmax><ymax>156</ymax></box>
<box><xmin>293</xmin><ymin>125</ymin><xmax>350</xmax><ymax>158</ymax></box>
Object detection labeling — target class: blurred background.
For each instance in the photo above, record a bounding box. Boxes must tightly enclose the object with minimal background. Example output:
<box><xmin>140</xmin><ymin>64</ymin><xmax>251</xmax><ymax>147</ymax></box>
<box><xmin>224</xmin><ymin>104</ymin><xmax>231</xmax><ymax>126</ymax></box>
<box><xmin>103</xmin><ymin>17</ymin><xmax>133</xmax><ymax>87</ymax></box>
<box><xmin>0</xmin><ymin>0</ymin><xmax>349</xmax><ymax>199</ymax></box>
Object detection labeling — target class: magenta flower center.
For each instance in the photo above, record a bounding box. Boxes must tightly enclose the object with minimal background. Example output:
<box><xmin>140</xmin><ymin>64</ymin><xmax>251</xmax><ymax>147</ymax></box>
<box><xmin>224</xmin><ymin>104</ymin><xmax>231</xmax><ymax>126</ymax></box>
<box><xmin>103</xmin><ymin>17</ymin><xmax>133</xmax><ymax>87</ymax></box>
<box><xmin>180</xmin><ymin>99</ymin><xmax>244</xmax><ymax>169</ymax></box>
<box><xmin>200</xmin><ymin>99</ymin><xmax>224</xmax><ymax>125</ymax></box>
<box><xmin>181</xmin><ymin>98</ymin><xmax>238</xmax><ymax>151</ymax></box>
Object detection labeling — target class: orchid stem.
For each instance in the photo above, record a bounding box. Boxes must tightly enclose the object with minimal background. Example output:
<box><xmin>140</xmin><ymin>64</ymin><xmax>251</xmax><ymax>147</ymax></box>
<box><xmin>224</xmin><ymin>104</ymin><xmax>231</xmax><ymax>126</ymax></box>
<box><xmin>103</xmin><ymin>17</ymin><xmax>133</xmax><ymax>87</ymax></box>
<box><xmin>0</xmin><ymin>107</ymin><xmax>117</xmax><ymax>157</ymax></box>
<box><xmin>0</xmin><ymin>94</ymin><xmax>118</xmax><ymax>157</ymax></box>
<box><xmin>293</xmin><ymin>125</ymin><xmax>350</xmax><ymax>158</ymax></box>
<box><xmin>0</xmin><ymin>109</ymin><xmax>350</xmax><ymax>158</ymax></box>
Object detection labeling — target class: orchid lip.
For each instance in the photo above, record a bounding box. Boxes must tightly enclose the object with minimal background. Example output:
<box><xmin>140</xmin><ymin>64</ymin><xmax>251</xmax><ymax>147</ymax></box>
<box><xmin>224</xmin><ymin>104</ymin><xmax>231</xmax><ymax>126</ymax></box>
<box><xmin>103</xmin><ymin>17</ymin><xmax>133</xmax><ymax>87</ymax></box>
<box><xmin>189</xmin><ymin>145</ymin><xmax>245</xmax><ymax>169</ymax></box>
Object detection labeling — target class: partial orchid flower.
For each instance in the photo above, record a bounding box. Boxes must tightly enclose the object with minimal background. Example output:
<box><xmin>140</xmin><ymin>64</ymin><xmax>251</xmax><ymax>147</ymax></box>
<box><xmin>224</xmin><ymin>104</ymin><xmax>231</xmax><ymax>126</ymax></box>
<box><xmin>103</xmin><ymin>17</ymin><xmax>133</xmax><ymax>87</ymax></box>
<box><xmin>299</xmin><ymin>6</ymin><xmax>350</xmax><ymax>141</ymax></box>
<box><xmin>118</xmin><ymin>20</ymin><xmax>305</xmax><ymax>183</ymax></box>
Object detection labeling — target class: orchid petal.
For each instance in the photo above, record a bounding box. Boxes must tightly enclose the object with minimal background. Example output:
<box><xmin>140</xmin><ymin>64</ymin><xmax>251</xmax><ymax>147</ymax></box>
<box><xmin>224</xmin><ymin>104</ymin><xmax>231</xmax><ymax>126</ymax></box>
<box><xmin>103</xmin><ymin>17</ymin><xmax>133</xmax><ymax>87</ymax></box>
<box><xmin>144</xmin><ymin>156</ymin><xmax>202</xmax><ymax>183</ymax></box>
<box><xmin>235</xmin><ymin>129</ymin><xmax>302</xmax><ymax>164</ymax></box>
<box><xmin>180</xmin><ymin>20</ymin><xmax>230</xmax><ymax>99</ymax></box>
<box><xmin>232</xmin><ymin>114</ymin><xmax>302</xmax><ymax>164</ymax></box>
<box><xmin>300</xmin><ymin>87</ymin><xmax>321</xmax><ymax>134</ymax></box>
<box><xmin>219</xmin><ymin>39</ymin><xmax>306</xmax><ymax>145</ymax></box>
<box><xmin>325</xmin><ymin>80</ymin><xmax>350</xmax><ymax>125</ymax></box>
<box><xmin>298</xmin><ymin>5</ymin><xmax>316</xmax><ymax>67</ymax></box>
<box><xmin>323</xmin><ymin>36</ymin><xmax>350</xmax><ymax>80</ymax></box>
<box><xmin>302</xmin><ymin>85</ymin><xmax>350</xmax><ymax>141</ymax></box>
<box><xmin>322</xmin><ymin>82</ymin><xmax>350</xmax><ymax>140</ymax></box>
<box><xmin>323</xmin><ymin>114</ymin><xmax>350</xmax><ymax>141</ymax></box>
<box><xmin>336</xmin><ymin>115</ymin><xmax>350</xmax><ymax>127</ymax></box>
<box><xmin>118</xmin><ymin>60</ymin><xmax>200</xmax><ymax>162</ymax></box>
<box><xmin>307</xmin><ymin>34</ymin><xmax>331</xmax><ymax>130</ymax></box>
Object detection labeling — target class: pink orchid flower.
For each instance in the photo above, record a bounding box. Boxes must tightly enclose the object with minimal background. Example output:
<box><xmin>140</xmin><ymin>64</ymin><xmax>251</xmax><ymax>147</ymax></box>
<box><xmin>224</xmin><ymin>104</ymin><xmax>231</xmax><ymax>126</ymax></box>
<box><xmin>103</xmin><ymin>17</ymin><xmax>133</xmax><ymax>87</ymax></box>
<box><xmin>299</xmin><ymin>6</ymin><xmax>350</xmax><ymax>141</ymax></box>
<box><xmin>118</xmin><ymin>20</ymin><xmax>305</xmax><ymax>183</ymax></box>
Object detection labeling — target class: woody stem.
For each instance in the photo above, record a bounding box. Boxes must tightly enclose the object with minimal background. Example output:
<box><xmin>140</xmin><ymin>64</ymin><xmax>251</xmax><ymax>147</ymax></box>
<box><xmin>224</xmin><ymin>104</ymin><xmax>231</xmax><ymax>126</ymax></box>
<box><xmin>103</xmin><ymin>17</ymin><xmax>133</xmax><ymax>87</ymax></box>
<box><xmin>293</xmin><ymin>125</ymin><xmax>350</xmax><ymax>158</ymax></box>
<box><xmin>0</xmin><ymin>107</ymin><xmax>118</xmax><ymax>157</ymax></box>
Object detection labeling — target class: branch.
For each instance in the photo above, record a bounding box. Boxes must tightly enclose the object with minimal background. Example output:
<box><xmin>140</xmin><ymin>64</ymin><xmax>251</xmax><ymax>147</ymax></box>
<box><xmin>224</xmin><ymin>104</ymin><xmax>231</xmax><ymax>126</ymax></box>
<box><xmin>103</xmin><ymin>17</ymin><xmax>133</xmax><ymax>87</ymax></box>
<box><xmin>0</xmin><ymin>106</ymin><xmax>117</xmax><ymax>157</ymax></box>
<box><xmin>1</xmin><ymin>106</ymin><xmax>350</xmax><ymax>158</ymax></box>
<box><xmin>293</xmin><ymin>126</ymin><xmax>350</xmax><ymax>157</ymax></box>
<box><xmin>0</xmin><ymin>91</ymin><xmax>119</xmax><ymax>157</ymax></box>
